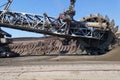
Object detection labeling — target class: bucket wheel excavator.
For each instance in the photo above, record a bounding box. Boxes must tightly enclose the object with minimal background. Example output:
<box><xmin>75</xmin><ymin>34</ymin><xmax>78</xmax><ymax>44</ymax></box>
<box><xmin>0</xmin><ymin>0</ymin><xmax>119</xmax><ymax>57</ymax></box>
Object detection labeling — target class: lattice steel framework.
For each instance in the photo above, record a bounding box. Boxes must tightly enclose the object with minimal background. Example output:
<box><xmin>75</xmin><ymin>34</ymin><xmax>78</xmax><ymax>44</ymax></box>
<box><xmin>0</xmin><ymin>0</ymin><xmax>118</xmax><ymax>40</ymax></box>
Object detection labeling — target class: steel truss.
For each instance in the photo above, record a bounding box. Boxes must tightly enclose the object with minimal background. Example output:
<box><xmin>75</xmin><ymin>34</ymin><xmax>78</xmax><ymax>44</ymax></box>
<box><xmin>0</xmin><ymin>10</ymin><xmax>107</xmax><ymax>39</ymax></box>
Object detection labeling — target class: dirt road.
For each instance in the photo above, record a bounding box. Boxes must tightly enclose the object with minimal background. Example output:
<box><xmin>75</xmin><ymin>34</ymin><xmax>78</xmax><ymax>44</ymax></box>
<box><xmin>0</xmin><ymin>45</ymin><xmax>120</xmax><ymax>80</ymax></box>
<box><xmin>0</xmin><ymin>61</ymin><xmax>120</xmax><ymax>80</ymax></box>
<box><xmin>0</xmin><ymin>46</ymin><xmax>120</xmax><ymax>66</ymax></box>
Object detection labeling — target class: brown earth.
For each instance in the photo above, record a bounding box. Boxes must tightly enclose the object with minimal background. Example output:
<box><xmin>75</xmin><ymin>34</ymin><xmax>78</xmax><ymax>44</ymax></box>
<box><xmin>10</xmin><ymin>37</ymin><xmax>120</xmax><ymax>61</ymax></box>
<box><xmin>0</xmin><ymin>45</ymin><xmax>120</xmax><ymax>66</ymax></box>
<box><xmin>0</xmin><ymin>37</ymin><xmax>120</xmax><ymax>66</ymax></box>
<box><xmin>0</xmin><ymin>38</ymin><xmax>120</xmax><ymax>80</ymax></box>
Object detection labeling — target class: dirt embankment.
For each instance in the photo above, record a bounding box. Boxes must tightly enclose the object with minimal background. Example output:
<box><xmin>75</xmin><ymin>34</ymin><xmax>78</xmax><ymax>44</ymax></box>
<box><xmin>0</xmin><ymin>46</ymin><xmax>120</xmax><ymax>67</ymax></box>
<box><xmin>2</xmin><ymin>37</ymin><xmax>120</xmax><ymax>63</ymax></box>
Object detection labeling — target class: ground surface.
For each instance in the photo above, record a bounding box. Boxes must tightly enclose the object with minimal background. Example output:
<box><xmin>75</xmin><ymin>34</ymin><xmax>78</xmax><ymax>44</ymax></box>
<box><xmin>0</xmin><ymin>61</ymin><xmax>120</xmax><ymax>80</ymax></box>
<box><xmin>0</xmin><ymin>46</ymin><xmax>120</xmax><ymax>80</ymax></box>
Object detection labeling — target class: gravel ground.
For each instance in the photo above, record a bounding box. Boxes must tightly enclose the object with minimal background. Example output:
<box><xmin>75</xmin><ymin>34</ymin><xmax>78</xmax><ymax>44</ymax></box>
<box><xmin>0</xmin><ymin>46</ymin><xmax>120</xmax><ymax>80</ymax></box>
<box><xmin>0</xmin><ymin>61</ymin><xmax>120</xmax><ymax>80</ymax></box>
<box><xmin>0</xmin><ymin>46</ymin><xmax>120</xmax><ymax>66</ymax></box>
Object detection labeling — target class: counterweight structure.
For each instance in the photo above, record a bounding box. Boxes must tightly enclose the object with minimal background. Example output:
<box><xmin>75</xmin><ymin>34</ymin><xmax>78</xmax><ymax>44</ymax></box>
<box><xmin>0</xmin><ymin>0</ymin><xmax>119</xmax><ymax>57</ymax></box>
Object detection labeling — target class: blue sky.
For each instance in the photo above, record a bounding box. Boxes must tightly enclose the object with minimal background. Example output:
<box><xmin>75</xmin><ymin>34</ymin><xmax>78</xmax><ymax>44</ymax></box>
<box><xmin>0</xmin><ymin>0</ymin><xmax>120</xmax><ymax>37</ymax></box>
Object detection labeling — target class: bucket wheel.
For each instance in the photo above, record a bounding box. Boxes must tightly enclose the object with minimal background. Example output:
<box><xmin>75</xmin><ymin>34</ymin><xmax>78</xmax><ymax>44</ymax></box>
<box><xmin>79</xmin><ymin>14</ymin><xmax>119</xmax><ymax>54</ymax></box>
